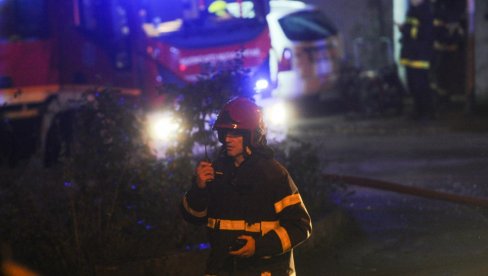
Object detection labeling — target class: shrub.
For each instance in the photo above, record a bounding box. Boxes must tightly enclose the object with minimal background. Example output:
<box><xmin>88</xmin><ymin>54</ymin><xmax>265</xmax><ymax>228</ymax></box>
<box><xmin>1</xmin><ymin>58</ymin><xmax>344</xmax><ymax>275</ymax></box>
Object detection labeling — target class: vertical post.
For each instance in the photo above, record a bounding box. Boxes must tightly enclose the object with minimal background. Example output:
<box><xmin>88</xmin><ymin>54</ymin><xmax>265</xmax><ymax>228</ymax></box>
<box><xmin>465</xmin><ymin>0</ymin><xmax>476</xmax><ymax>113</ymax></box>
<box><xmin>392</xmin><ymin>0</ymin><xmax>409</xmax><ymax>87</ymax></box>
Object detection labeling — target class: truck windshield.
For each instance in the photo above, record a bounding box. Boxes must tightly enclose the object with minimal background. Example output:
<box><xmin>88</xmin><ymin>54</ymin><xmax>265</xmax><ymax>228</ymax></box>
<box><xmin>141</xmin><ymin>0</ymin><xmax>267</xmax><ymax>38</ymax></box>
<box><xmin>278</xmin><ymin>10</ymin><xmax>337</xmax><ymax>41</ymax></box>
<box><xmin>0</xmin><ymin>0</ymin><xmax>48</xmax><ymax>40</ymax></box>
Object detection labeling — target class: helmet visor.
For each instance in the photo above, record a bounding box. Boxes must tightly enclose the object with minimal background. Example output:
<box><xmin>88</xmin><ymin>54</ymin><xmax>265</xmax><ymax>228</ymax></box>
<box><xmin>216</xmin><ymin>129</ymin><xmax>248</xmax><ymax>144</ymax></box>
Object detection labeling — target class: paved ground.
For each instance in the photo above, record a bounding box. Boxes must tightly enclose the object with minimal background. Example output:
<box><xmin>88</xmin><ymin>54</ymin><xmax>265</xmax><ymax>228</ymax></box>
<box><xmin>3</xmin><ymin>100</ymin><xmax>487</xmax><ymax>275</ymax></box>
<box><xmin>291</xmin><ymin>103</ymin><xmax>488</xmax><ymax>275</ymax></box>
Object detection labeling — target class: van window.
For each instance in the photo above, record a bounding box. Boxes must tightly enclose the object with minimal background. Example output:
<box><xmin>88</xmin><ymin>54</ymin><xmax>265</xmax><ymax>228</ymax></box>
<box><xmin>141</xmin><ymin>0</ymin><xmax>266</xmax><ymax>35</ymax></box>
<box><xmin>278</xmin><ymin>10</ymin><xmax>337</xmax><ymax>41</ymax></box>
<box><xmin>141</xmin><ymin>0</ymin><xmax>268</xmax><ymax>48</ymax></box>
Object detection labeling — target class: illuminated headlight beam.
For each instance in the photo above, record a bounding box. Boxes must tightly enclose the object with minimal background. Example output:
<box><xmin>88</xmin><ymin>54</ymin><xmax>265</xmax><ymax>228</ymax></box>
<box><xmin>254</xmin><ymin>79</ymin><xmax>269</xmax><ymax>93</ymax></box>
<box><xmin>263</xmin><ymin>101</ymin><xmax>289</xmax><ymax>127</ymax></box>
<box><xmin>147</xmin><ymin>112</ymin><xmax>181</xmax><ymax>141</ymax></box>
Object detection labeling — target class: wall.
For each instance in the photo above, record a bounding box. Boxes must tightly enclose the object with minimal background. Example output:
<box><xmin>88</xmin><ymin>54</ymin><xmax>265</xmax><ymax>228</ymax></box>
<box><xmin>301</xmin><ymin>0</ymin><xmax>487</xmax><ymax>106</ymax></box>
<box><xmin>475</xmin><ymin>0</ymin><xmax>488</xmax><ymax>104</ymax></box>
<box><xmin>304</xmin><ymin>0</ymin><xmax>394</xmax><ymax>67</ymax></box>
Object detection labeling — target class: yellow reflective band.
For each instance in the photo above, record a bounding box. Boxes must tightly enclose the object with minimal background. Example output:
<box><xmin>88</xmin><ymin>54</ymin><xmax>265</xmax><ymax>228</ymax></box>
<box><xmin>207</xmin><ymin>217</ymin><xmax>217</xmax><ymax>228</ymax></box>
<box><xmin>406</xmin><ymin>17</ymin><xmax>419</xmax><ymax>26</ymax></box>
<box><xmin>274</xmin><ymin>193</ymin><xmax>302</xmax><ymax>214</ymax></box>
<box><xmin>400</xmin><ymin>59</ymin><xmax>430</xmax><ymax>69</ymax></box>
<box><xmin>182</xmin><ymin>195</ymin><xmax>207</xmax><ymax>218</ymax></box>
<box><xmin>434</xmin><ymin>41</ymin><xmax>459</xmax><ymax>52</ymax></box>
<box><xmin>261</xmin><ymin>221</ymin><xmax>280</xmax><ymax>235</ymax></box>
<box><xmin>273</xmin><ymin>226</ymin><xmax>291</xmax><ymax>252</ymax></box>
<box><xmin>220</xmin><ymin>220</ymin><xmax>247</xmax><ymax>231</ymax></box>
<box><xmin>433</xmin><ymin>18</ymin><xmax>445</xmax><ymax>26</ymax></box>
<box><xmin>411</xmin><ymin>26</ymin><xmax>418</xmax><ymax>39</ymax></box>
<box><xmin>208</xmin><ymin>0</ymin><xmax>227</xmax><ymax>14</ymax></box>
<box><xmin>404</xmin><ymin>17</ymin><xmax>419</xmax><ymax>39</ymax></box>
<box><xmin>207</xmin><ymin>218</ymin><xmax>280</xmax><ymax>235</ymax></box>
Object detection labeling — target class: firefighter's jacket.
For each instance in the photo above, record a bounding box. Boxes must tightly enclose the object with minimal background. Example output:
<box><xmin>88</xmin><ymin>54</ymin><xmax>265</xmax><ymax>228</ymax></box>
<box><xmin>432</xmin><ymin>2</ymin><xmax>465</xmax><ymax>52</ymax></box>
<box><xmin>181</xmin><ymin>147</ymin><xmax>312</xmax><ymax>275</ymax></box>
<box><xmin>400</xmin><ymin>2</ymin><xmax>434</xmax><ymax>70</ymax></box>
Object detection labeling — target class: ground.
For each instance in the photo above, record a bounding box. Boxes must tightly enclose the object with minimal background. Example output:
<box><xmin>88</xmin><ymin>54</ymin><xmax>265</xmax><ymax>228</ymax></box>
<box><xmin>292</xmin><ymin>104</ymin><xmax>488</xmax><ymax>275</ymax></box>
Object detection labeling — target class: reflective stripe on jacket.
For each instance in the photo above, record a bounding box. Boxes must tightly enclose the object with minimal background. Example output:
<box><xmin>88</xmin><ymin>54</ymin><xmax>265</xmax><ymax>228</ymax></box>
<box><xmin>182</xmin><ymin>149</ymin><xmax>312</xmax><ymax>275</ymax></box>
<box><xmin>400</xmin><ymin>2</ymin><xmax>434</xmax><ymax>66</ymax></box>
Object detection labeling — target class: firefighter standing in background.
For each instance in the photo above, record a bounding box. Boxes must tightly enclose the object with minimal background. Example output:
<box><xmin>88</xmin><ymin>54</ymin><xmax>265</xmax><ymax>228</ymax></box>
<box><xmin>399</xmin><ymin>0</ymin><xmax>436</xmax><ymax>120</ymax></box>
<box><xmin>181</xmin><ymin>97</ymin><xmax>312</xmax><ymax>276</ymax></box>
<box><xmin>431</xmin><ymin>0</ymin><xmax>466</xmax><ymax>106</ymax></box>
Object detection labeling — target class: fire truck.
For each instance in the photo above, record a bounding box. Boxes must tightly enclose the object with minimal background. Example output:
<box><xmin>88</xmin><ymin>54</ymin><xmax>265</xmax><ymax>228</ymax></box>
<box><xmin>0</xmin><ymin>0</ymin><xmax>275</xmax><ymax>165</ymax></box>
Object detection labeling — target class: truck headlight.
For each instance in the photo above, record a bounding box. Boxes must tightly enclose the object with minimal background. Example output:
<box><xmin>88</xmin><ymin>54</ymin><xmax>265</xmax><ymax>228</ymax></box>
<box><xmin>262</xmin><ymin>101</ymin><xmax>291</xmax><ymax>143</ymax></box>
<box><xmin>263</xmin><ymin>101</ymin><xmax>289</xmax><ymax>127</ymax></box>
<box><xmin>147</xmin><ymin>112</ymin><xmax>181</xmax><ymax>141</ymax></box>
<box><xmin>254</xmin><ymin>78</ymin><xmax>269</xmax><ymax>93</ymax></box>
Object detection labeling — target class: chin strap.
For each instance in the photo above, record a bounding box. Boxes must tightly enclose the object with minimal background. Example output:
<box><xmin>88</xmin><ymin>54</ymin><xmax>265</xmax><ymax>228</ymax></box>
<box><xmin>245</xmin><ymin>146</ymin><xmax>252</xmax><ymax>156</ymax></box>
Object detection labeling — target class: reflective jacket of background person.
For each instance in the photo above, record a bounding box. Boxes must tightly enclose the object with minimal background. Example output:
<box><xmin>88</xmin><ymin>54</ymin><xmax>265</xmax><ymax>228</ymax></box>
<box><xmin>399</xmin><ymin>0</ymin><xmax>435</xmax><ymax>118</ymax></box>
<box><xmin>431</xmin><ymin>0</ymin><xmax>466</xmax><ymax>99</ymax></box>
<box><xmin>181</xmin><ymin>98</ymin><xmax>312</xmax><ymax>276</ymax></box>
<box><xmin>400</xmin><ymin>0</ymin><xmax>434</xmax><ymax>71</ymax></box>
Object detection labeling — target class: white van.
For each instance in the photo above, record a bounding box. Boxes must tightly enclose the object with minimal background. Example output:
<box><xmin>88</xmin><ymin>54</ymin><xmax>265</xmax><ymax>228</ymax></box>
<box><xmin>267</xmin><ymin>0</ymin><xmax>343</xmax><ymax>99</ymax></box>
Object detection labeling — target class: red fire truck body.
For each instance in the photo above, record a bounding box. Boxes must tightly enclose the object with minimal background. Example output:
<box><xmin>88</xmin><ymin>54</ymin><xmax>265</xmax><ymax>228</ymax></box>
<box><xmin>0</xmin><ymin>0</ymin><xmax>273</xmax><ymax>163</ymax></box>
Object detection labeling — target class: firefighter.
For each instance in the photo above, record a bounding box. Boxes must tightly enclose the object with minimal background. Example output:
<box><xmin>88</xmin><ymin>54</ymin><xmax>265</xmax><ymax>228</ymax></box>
<box><xmin>431</xmin><ymin>0</ymin><xmax>466</xmax><ymax>105</ymax></box>
<box><xmin>181</xmin><ymin>97</ymin><xmax>312</xmax><ymax>276</ymax></box>
<box><xmin>399</xmin><ymin>0</ymin><xmax>436</xmax><ymax>120</ymax></box>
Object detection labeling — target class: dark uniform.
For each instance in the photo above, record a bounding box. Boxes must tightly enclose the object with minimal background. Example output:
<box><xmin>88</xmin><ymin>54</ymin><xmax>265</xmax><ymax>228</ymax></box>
<box><xmin>182</xmin><ymin>98</ymin><xmax>312</xmax><ymax>276</ymax></box>
<box><xmin>431</xmin><ymin>0</ymin><xmax>466</xmax><ymax>103</ymax></box>
<box><xmin>400</xmin><ymin>0</ymin><xmax>435</xmax><ymax>119</ymax></box>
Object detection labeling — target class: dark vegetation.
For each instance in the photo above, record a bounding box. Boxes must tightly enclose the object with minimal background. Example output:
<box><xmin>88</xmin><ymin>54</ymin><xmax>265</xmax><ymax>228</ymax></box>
<box><xmin>0</xmin><ymin>60</ymin><xmax>345</xmax><ymax>275</ymax></box>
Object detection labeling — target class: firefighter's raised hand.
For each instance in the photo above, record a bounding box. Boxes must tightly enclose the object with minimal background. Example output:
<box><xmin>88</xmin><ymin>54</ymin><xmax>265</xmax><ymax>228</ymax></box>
<box><xmin>229</xmin><ymin>235</ymin><xmax>255</xmax><ymax>258</ymax></box>
<box><xmin>195</xmin><ymin>161</ymin><xmax>214</xmax><ymax>188</ymax></box>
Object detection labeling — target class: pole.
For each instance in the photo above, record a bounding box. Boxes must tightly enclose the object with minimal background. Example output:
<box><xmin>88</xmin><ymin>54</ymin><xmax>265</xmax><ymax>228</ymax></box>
<box><xmin>465</xmin><ymin>0</ymin><xmax>476</xmax><ymax>113</ymax></box>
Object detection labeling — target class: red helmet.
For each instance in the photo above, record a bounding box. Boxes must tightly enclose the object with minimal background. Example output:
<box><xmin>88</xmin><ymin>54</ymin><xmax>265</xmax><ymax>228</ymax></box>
<box><xmin>213</xmin><ymin>97</ymin><xmax>266</xmax><ymax>147</ymax></box>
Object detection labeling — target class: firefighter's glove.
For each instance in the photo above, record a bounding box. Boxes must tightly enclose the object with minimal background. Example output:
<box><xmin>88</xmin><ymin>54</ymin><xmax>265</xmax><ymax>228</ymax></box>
<box><xmin>229</xmin><ymin>235</ymin><xmax>255</xmax><ymax>258</ymax></box>
<box><xmin>196</xmin><ymin>161</ymin><xmax>214</xmax><ymax>189</ymax></box>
